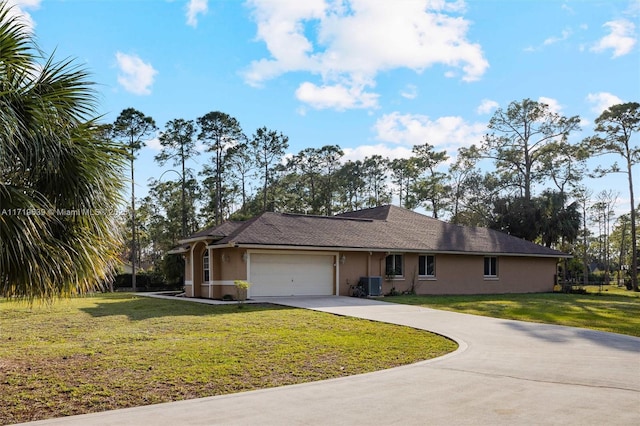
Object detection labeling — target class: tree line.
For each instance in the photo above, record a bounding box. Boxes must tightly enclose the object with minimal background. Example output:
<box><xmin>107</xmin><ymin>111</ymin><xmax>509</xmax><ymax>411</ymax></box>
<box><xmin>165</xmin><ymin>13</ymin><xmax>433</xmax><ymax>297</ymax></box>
<box><xmin>112</xmin><ymin>99</ymin><xmax>639</xmax><ymax>292</ymax></box>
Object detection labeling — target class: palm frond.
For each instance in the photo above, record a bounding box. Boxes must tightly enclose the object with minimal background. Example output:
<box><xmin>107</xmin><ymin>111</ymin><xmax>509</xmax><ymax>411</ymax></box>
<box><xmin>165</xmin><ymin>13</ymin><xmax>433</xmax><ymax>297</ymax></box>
<box><xmin>0</xmin><ymin>1</ymin><xmax>127</xmax><ymax>300</ymax></box>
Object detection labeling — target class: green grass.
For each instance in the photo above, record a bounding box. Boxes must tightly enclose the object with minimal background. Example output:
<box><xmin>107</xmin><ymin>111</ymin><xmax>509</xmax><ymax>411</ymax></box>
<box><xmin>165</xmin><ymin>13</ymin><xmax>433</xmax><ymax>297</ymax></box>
<box><xmin>0</xmin><ymin>293</ymin><xmax>456</xmax><ymax>424</ymax></box>
<box><xmin>387</xmin><ymin>285</ymin><xmax>640</xmax><ymax>337</ymax></box>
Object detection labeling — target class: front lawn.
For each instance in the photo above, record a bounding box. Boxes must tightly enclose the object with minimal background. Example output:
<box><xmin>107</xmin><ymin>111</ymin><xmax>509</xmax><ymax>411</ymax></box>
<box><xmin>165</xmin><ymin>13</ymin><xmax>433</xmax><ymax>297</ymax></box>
<box><xmin>0</xmin><ymin>293</ymin><xmax>456</xmax><ymax>424</ymax></box>
<box><xmin>386</xmin><ymin>285</ymin><xmax>640</xmax><ymax>337</ymax></box>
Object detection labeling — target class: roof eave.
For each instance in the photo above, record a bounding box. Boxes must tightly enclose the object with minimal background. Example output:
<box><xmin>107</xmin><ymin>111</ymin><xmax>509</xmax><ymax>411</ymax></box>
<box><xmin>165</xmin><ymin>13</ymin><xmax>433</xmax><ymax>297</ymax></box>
<box><xmin>167</xmin><ymin>247</ymin><xmax>189</xmax><ymax>254</ymax></box>
<box><xmin>214</xmin><ymin>243</ymin><xmax>570</xmax><ymax>258</ymax></box>
<box><xmin>178</xmin><ymin>236</ymin><xmax>223</xmax><ymax>245</ymax></box>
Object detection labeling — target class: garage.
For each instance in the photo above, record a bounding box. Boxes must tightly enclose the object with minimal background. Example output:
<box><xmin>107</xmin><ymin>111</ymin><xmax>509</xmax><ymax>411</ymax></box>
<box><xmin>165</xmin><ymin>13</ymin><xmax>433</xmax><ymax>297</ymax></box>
<box><xmin>249</xmin><ymin>252</ymin><xmax>335</xmax><ymax>297</ymax></box>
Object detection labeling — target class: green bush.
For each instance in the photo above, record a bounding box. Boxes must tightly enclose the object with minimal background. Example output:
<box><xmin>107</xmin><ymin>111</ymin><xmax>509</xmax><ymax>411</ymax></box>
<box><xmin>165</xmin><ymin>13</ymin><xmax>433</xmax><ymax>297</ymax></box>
<box><xmin>111</xmin><ymin>271</ymin><xmax>174</xmax><ymax>291</ymax></box>
<box><xmin>160</xmin><ymin>255</ymin><xmax>185</xmax><ymax>288</ymax></box>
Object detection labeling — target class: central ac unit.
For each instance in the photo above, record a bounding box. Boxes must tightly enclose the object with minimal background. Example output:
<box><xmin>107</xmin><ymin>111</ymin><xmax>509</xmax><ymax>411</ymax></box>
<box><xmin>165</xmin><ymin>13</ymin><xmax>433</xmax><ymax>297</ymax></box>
<box><xmin>359</xmin><ymin>276</ymin><xmax>382</xmax><ymax>296</ymax></box>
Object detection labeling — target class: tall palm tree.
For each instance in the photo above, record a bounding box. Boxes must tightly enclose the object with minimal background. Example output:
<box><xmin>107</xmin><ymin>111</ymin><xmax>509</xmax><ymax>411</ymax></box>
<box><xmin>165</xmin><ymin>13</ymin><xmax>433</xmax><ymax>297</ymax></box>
<box><xmin>0</xmin><ymin>2</ymin><xmax>127</xmax><ymax>300</ymax></box>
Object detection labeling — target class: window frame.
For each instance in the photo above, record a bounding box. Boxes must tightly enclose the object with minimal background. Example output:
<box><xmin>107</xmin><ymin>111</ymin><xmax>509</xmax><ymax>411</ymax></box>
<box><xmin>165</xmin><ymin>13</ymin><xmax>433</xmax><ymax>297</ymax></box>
<box><xmin>203</xmin><ymin>250</ymin><xmax>210</xmax><ymax>282</ymax></box>
<box><xmin>483</xmin><ymin>256</ymin><xmax>498</xmax><ymax>278</ymax></box>
<box><xmin>385</xmin><ymin>253</ymin><xmax>404</xmax><ymax>278</ymax></box>
<box><xmin>418</xmin><ymin>254</ymin><xmax>436</xmax><ymax>278</ymax></box>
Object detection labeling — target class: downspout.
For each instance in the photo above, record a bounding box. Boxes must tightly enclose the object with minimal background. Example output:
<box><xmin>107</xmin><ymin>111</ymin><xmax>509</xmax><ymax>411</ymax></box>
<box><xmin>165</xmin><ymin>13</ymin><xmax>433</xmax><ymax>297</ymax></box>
<box><xmin>335</xmin><ymin>253</ymin><xmax>340</xmax><ymax>296</ymax></box>
<box><xmin>208</xmin><ymin>246</ymin><xmax>212</xmax><ymax>299</ymax></box>
<box><xmin>189</xmin><ymin>244</ymin><xmax>195</xmax><ymax>297</ymax></box>
<box><xmin>245</xmin><ymin>251</ymin><xmax>251</xmax><ymax>299</ymax></box>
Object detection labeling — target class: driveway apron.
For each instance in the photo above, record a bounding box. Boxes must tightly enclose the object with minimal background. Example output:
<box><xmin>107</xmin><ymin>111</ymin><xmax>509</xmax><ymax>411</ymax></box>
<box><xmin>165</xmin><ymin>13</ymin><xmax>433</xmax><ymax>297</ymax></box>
<box><xmin>24</xmin><ymin>295</ymin><xmax>640</xmax><ymax>426</ymax></box>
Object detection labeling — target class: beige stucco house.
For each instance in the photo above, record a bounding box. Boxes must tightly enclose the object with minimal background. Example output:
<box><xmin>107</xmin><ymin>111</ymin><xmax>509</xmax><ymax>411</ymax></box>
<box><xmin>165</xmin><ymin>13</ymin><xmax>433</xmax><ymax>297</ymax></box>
<box><xmin>169</xmin><ymin>205</ymin><xmax>568</xmax><ymax>299</ymax></box>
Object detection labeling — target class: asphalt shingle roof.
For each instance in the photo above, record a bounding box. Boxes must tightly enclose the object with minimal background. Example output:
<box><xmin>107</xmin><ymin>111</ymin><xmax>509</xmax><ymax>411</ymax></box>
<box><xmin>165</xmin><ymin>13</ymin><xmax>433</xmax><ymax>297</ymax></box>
<box><xmin>183</xmin><ymin>221</ymin><xmax>246</xmax><ymax>240</ymax></box>
<box><xmin>178</xmin><ymin>205</ymin><xmax>566</xmax><ymax>257</ymax></box>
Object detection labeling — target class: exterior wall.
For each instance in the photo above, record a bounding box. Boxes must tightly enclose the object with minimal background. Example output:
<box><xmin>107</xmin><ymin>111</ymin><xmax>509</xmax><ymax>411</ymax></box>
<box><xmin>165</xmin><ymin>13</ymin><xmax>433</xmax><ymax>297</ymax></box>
<box><xmin>337</xmin><ymin>251</ymin><xmax>387</xmax><ymax>296</ymax></box>
<box><xmin>342</xmin><ymin>252</ymin><xmax>557</xmax><ymax>296</ymax></box>
<box><xmin>184</xmin><ymin>284</ymin><xmax>194</xmax><ymax>298</ymax></box>
<box><xmin>184</xmin><ymin>253</ymin><xmax>193</xmax><ymax>281</ymax></box>
<box><xmin>494</xmin><ymin>256</ymin><xmax>557</xmax><ymax>293</ymax></box>
<box><xmin>183</xmin><ymin>243</ymin><xmax>558</xmax><ymax>298</ymax></box>
<box><xmin>217</xmin><ymin>248</ymin><xmax>248</xmax><ymax>299</ymax></box>
<box><xmin>185</xmin><ymin>246</ymin><xmax>249</xmax><ymax>300</ymax></box>
<box><xmin>405</xmin><ymin>254</ymin><xmax>556</xmax><ymax>295</ymax></box>
<box><xmin>190</xmin><ymin>241</ymin><xmax>208</xmax><ymax>298</ymax></box>
<box><xmin>220</xmin><ymin>284</ymin><xmax>238</xmax><ymax>300</ymax></box>
<box><xmin>219</xmin><ymin>248</ymin><xmax>248</xmax><ymax>281</ymax></box>
<box><xmin>182</xmin><ymin>252</ymin><xmax>193</xmax><ymax>297</ymax></box>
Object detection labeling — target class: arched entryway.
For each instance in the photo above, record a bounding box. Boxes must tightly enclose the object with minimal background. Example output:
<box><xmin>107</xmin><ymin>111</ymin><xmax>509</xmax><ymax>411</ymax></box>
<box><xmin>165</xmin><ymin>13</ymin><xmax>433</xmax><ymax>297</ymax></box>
<box><xmin>190</xmin><ymin>241</ymin><xmax>209</xmax><ymax>298</ymax></box>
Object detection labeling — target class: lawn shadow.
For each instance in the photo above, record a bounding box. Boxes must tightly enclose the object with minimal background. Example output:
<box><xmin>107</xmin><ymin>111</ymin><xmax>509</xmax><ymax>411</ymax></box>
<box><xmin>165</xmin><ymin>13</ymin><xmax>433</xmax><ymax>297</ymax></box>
<box><xmin>503</xmin><ymin>320</ymin><xmax>640</xmax><ymax>353</ymax></box>
<box><xmin>80</xmin><ymin>294</ymin><xmax>291</xmax><ymax>321</ymax></box>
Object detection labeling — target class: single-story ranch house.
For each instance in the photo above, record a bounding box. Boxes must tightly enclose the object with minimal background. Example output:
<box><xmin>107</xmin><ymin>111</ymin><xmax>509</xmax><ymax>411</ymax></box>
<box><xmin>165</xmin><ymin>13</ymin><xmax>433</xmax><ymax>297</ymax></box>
<box><xmin>169</xmin><ymin>205</ymin><xmax>569</xmax><ymax>299</ymax></box>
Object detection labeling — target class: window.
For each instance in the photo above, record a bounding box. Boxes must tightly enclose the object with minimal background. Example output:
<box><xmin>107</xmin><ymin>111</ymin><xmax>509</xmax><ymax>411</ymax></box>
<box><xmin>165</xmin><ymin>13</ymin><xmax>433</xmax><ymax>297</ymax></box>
<box><xmin>203</xmin><ymin>250</ymin><xmax>210</xmax><ymax>282</ymax></box>
<box><xmin>484</xmin><ymin>256</ymin><xmax>497</xmax><ymax>277</ymax></box>
<box><xmin>385</xmin><ymin>254</ymin><xmax>403</xmax><ymax>277</ymax></box>
<box><xmin>419</xmin><ymin>255</ymin><xmax>436</xmax><ymax>277</ymax></box>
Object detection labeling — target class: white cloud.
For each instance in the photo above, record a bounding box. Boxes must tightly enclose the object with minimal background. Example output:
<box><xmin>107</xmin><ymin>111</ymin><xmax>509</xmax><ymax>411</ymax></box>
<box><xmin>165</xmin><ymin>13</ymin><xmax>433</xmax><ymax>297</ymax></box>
<box><xmin>243</xmin><ymin>0</ymin><xmax>325</xmax><ymax>87</ymax></box>
<box><xmin>586</xmin><ymin>92</ymin><xmax>624</xmax><ymax>115</ymax></box>
<box><xmin>543</xmin><ymin>29</ymin><xmax>571</xmax><ymax>46</ymax></box>
<box><xmin>626</xmin><ymin>0</ymin><xmax>640</xmax><ymax>17</ymax></box>
<box><xmin>525</xmin><ymin>27</ymin><xmax>574</xmax><ymax>52</ymax></box>
<box><xmin>342</xmin><ymin>144</ymin><xmax>413</xmax><ymax>163</ymax></box>
<box><xmin>146</xmin><ymin>136</ymin><xmax>162</xmax><ymax>151</ymax></box>
<box><xmin>476</xmin><ymin>99</ymin><xmax>499</xmax><ymax>114</ymax></box>
<box><xmin>400</xmin><ymin>84</ymin><xmax>418</xmax><ymax>100</ymax></box>
<box><xmin>373</xmin><ymin>112</ymin><xmax>486</xmax><ymax>151</ymax></box>
<box><xmin>295</xmin><ymin>81</ymin><xmax>379</xmax><ymax>110</ymax></box>
<box><xmin>5</xmin><ymin>0</ymin><xmax>41</xmax><ymax>31</ymax></box>
<box><xmin>115</xmin><ymin>52</ymin><xmax>158</xmax><ymax>95</ymax></box>
<box><xmin>591</xmin><ymin>19</ymin><xmax>636</xmax><ymax>57</ymax></box>
<box><xmin>195</xmin><ymin>142</ymin><xmax>208</xmax><ymax>153</ymax></box>
<box><xmin>11</xmin><ymin>0</ymin><xmax>40</xmax><ymax>5</ymax></box>
<box><xmin>578</xmin><ymin>117</ymin><xmax>591</xmax><ymax>129</ymax></box>
<box><xmin>186</xmin><ymin>0</ymin><xmax>208</xmax><ymax>27</ymax></box>
<box><xmin>538</xmin><ymin>96</ymin><xmax>562</xmax><ymax>114</ymax></box>
<box><xmin>244</xmin><ymin>0</ymin><xmax>488</xmax><ymax>111</ymax></box>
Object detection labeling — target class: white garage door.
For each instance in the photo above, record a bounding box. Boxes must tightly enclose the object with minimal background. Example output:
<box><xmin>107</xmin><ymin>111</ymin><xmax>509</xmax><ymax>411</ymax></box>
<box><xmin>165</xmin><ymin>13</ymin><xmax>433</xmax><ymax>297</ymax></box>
<box><xmin>249</xmin><ymin>253</ymin><xmax>335</xmax><ymax>297</ymax></box>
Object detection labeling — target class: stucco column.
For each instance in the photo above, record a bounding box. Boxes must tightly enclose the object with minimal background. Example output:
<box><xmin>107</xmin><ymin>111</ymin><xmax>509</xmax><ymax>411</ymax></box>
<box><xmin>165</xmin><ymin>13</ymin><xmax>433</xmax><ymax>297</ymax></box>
<box><xmin>189</xmin><ymin>244</ymin><xmax>195</xmax><ymax>297</ymax></box>
<box><xmin>208</xmin><ymin>246</ymin><xmax>213</xmax><ymax>298</ymax></box>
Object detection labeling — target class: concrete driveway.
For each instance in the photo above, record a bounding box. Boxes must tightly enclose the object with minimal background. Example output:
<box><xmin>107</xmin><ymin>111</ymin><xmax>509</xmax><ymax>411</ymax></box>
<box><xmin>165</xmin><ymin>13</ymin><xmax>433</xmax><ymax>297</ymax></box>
<box><xmin>24</xmin><ymin>296</ymin><xmax>640</xmax><ymax>426</ymax></box>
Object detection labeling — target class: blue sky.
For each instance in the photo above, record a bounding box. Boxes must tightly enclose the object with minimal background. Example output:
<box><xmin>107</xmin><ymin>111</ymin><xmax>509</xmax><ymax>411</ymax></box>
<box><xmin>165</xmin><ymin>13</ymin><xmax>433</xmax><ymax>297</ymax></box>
<box><xmin>11</xmin><ymin>0</ymin><xmax>640</xmax><ymax>217</ymax></box>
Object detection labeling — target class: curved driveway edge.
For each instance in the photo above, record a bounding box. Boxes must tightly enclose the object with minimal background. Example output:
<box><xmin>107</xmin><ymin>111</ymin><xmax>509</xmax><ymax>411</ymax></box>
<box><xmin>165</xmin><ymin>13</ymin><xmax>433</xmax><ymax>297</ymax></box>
<box><xmin>23</xmin><ymin>295</ymin><xmax>640</xmax><ymax>426</ymax></box>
